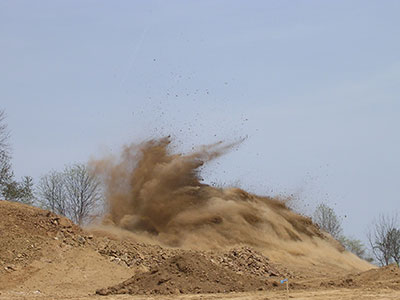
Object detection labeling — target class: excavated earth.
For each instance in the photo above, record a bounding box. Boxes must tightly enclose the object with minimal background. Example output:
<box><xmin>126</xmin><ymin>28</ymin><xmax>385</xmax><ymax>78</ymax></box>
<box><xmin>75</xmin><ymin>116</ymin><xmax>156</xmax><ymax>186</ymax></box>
<box><xmin>96</xmin><ymin>252</ymin><xmax>271</xmax><ymax>295</ymax></box>
<box><xmin>1</xmin><ymin>200</ymin><xmax>400</xmax><ymax>300</ymax></box>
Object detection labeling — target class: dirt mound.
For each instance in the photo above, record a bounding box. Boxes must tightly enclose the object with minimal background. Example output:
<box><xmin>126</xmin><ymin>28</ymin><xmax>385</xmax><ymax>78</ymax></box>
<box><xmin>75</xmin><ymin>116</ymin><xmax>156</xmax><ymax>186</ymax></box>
<box><xmin>91</xmin><ymin>137</ymin><xmax>372</xmax><ymax>276</ymax></box>
<box><xmin>94</xmin><ymin>236</ymin><xmax>291</xmax><ymax>280</ymax></box>
<box><xmin>96</xmin><ymin>252</ymin><xmax>270</xmax><ymax>295</ymax></box>
<box><xmin>209</xmin><ymin>246</ymin><xmax>289</xmax><ymax>278</ymax></box>
<box><xmin>0</xmin><ymin>200</ymin><xmax>80</xmax><ymax>273</ymax></box>
<box><xmin>92</xmin><ymin>137</ymin><xmax>325</xmax><ymax>250</ymax></box>
<box><xmin>95</xmin><ymin>237</ymin><xmax>182</xmax><ymax>269</ymax></box>
<box><xmin>0</xmin><ymin>197</ymin><xmax>374</xmax><ymax>298</ymax></box>
<box><xmin>0</xmin><ymin>136</ymin><xmax>376</xmax><ymax>298</ymax></box>
<box><xmin>0</xmin><ymin>200</ymin><xmax>137</xmax><ymax>295</ymax></box>
<box><xmin>322</xmin><ymin>264</ymin><xmax>400</xmax><ymax>289</ymax></box>
<box><xmin>0</xmin><ymin>200</ymin><xmax>286</xmax><ymax>297</ymax></box>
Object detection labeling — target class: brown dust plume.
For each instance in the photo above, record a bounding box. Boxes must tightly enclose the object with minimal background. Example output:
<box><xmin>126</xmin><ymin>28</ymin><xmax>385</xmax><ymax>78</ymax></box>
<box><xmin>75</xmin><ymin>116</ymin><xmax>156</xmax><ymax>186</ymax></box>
<box><xmin>91</xmin><ymin>137</ymin><xmax>372</xmax><ymax>272</ymax></box>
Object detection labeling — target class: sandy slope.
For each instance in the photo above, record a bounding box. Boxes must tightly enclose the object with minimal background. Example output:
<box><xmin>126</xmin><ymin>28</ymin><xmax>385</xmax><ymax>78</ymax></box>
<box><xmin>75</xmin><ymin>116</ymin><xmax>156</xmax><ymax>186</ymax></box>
<box><xmin>0</xmin><ymin>195</ymin><xmax>396</xmax><ymax>299</ymax></box>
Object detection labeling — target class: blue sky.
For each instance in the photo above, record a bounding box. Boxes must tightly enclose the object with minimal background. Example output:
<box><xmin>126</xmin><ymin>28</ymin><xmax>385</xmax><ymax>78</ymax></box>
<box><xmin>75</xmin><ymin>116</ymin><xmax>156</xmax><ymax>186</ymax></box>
<box><xmin>1</xmin><ymin>0</ymin><xmax>399</xmax><ymax>240</ymax></box>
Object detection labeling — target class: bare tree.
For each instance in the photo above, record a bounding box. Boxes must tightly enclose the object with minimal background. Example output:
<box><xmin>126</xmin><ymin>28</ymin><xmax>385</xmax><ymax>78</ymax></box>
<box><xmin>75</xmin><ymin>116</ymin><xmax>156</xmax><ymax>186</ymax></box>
<box><xmin>38</xmin><ymin>164</ymin><xmax>103</xmax><ymax>225</ymax></box>
<box><xmin>312</xmin><ymin>203</ymin><xmax>342</xmax><ymax>239</ymax></box>
<box><xmin>0</xmin><ymin>110</ymin><xmax>19</xmax><ymax>201</ymax></box>
<box><xmin>37</xmin><ymin>171</ymin><xmax>67</xmax><ymax>215</ymax></box>
<box><xmin>368</xmin><ymin>214</ymin><xmax>400</xmax><ymax>266</ymax></box>
<box><xmin>0</xmin><ymin>110</ymin><xmax>12</xmax><ymax>190</ymax></box>
<box><xmin>64</xmin><ymin>164</ymin><xmax>103</xmax><ymax>225</ymax></box>
<box><xmin>0</xmin><ymin>110</ymin><xmax>35</xmax><ymax>204</ymax></box>
<box><xmin>0</xmin><ymin>110</ymin><xmax>10</xmax><ymax>152</ymax></box>
<box><xmin>0</xmin><ymin>150</ymin><xmax>13</xmax><ymax>188</ymax></box>
<box><xmin>387</xmin><ymin>228</ymin><xmax>400</xmax><ymax>266</ymax></box>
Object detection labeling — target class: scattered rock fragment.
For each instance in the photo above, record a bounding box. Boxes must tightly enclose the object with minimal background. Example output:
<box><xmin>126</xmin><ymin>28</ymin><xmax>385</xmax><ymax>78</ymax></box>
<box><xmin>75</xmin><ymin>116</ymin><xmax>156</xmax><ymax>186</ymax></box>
<box><xmin>96</xmin><ymin>252</ymin><xmax>270</xmax><ymax>295</ymax></box>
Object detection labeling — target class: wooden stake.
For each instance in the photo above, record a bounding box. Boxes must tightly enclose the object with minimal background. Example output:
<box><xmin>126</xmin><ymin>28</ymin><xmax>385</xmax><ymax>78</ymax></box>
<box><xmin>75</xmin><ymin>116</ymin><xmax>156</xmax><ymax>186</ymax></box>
<box><xmin>286</xmin><ymin>280</ymin><xmax>289</xmax><ymax>300</ymax></box>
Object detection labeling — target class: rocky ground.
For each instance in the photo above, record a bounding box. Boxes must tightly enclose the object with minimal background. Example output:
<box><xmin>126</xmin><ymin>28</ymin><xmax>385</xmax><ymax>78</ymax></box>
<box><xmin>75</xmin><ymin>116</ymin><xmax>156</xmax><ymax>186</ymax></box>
<box><xmin>1</xmin><ymin>200</ymin><xmax>399</xmax><ymax>299</ymax></box>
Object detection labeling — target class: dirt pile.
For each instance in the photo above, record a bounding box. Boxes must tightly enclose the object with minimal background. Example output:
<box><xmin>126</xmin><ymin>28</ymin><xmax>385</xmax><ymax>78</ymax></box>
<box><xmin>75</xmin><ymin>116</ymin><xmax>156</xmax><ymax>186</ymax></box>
<box><xmin>322</xmin><ymin>264</ymin><xmax>400</xmax><ymax>290</ymax></box>
<box><xmin>0</xmin><ymin>195</ymin><xmax>374</xmax><ymax>298</ymax></box>
<box><xmin>0</xmin><ymin>137</ymin><xmax>376</xmax><ymax>298</ymax></box>
<box><xmin>95</xmin><ymin>237</ymin><xmax>181</xmax><ymax>269</ymax></box>
<box><xmin>0</xmin><ymin>200</ymin><xmax>138</xmax><ymax>295</ymax></box>
<box><xmin>0</xmin><ymin>200</ymin><xmax>82</xmax><ymax>273</ymax></box>
<box><xmin>208</xmin><ymin>246</ymin><xmax>288</xmax><ymax>278</ymax></box>
<box><xmin>0</xmin><ymin>200</ymin><xmax>288</xmax><ymax>296</ymax></box>
<box><xmin>96</xmin><ymin>252</ymin><xmax>270</xmax><ymax>295</ymax></box>
<box><xmin>95</xmin><ymin>238</ymin><xmax>289</xmax><ymax>277</ymax></box>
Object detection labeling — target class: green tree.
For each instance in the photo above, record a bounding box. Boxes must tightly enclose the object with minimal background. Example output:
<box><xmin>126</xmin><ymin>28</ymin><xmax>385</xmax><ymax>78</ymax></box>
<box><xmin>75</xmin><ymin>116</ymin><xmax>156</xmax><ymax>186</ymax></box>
<box><xmin>2</xmin><ymin>176</ymin><xmax>35</xmax><ymax>205</ymax></box>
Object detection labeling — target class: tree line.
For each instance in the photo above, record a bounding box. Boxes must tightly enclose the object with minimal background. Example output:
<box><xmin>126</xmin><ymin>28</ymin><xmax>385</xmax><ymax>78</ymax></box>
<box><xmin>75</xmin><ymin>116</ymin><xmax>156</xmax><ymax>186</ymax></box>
<box><xmin>313</xmin><ymin>203</ymin><xmax>400</xmax><ymax>267</ymax></box>
<box><xmin>1</xmin><ymin>109</ymin><xmax>399</xmax><ymax>266</ymax></box>
<box><xmin>0</xmin><ymin>110</ymin><xmax>34</xmax><ymax>204</ymax></box>
<box><xmin>0</xmin><ymin>109</ymin><xmax>103</xmax><ymax>225</ymax></box>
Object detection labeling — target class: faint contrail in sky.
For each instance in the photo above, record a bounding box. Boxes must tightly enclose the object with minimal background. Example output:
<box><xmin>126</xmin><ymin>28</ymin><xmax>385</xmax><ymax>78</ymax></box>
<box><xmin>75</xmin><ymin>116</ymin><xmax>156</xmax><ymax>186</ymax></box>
<box><xmin>118</xmin><ymin>0</ymin><xmax>161</xmax><ymax>89</ymax></box>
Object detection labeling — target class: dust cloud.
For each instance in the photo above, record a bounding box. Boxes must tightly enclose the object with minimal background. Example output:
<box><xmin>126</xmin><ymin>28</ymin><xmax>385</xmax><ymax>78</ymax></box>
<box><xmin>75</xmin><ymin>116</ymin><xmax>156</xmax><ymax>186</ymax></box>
<box><xmin>90</xmin><ymin>137</ymin><xmax>372</xmax><ymax>272</ymax></box>
<box><xmin>93</xmin><ymin>137</ymin><xmax>313</xmax><ymax>245</ymax></box>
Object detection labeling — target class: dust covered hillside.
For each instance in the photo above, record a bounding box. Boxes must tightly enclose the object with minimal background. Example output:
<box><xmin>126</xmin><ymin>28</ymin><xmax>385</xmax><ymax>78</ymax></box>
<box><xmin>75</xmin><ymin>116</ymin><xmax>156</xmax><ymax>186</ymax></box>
<box><xmin>0</xmin><ymin>200</ymin><xmax>286</xmax><ymax>297</ymax></box>
<box><xmin>92</xmin><ymin>137</ymin><xmax>372</xmax><ymax>273</ymax></box>
<box><xmin>0</xmin><ymin>137</ymin><xmax>377</xmax><ymax>299</ymax></box>
<box><xmin>0</xmin><ymin>200</ymin><xmax>396</xmax><ymax>300</ymax></box>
